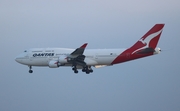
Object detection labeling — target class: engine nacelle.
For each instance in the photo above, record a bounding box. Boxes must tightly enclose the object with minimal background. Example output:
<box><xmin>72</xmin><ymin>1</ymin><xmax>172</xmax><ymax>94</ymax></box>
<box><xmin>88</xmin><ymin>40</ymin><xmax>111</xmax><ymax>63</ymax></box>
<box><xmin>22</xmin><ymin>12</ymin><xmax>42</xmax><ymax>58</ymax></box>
<box><xmin>154</xmin><ymin>47</ymin><xmax>161</xmax><ymax>54</ymax></box>
<box><xmin>59</xmin><ymin>55</ymin><xmax>68</xmax><ymax>63</ymax></box>
<box><xmin>48</xmin><ymin>60</ymin><xmax>59</xmax><ymax>68</ymax></box>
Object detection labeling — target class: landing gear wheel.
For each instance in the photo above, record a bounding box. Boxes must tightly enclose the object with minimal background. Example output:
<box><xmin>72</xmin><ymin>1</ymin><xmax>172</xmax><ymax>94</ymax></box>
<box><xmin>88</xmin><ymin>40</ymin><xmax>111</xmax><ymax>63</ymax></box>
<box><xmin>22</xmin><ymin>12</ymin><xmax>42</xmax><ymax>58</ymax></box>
<box><xmin>74</xmin><ymin>70</ymin><xmax>78</xmax><ymax>74</ymax></box>
<box><xmin>90</xmin><ymin>70</ymin><xmax>93</xmax><ymax>73</ymax></box>
<box><xmin>29</xmin><ymin>70</ymin><xmax>33</xmax><ymax>73</ymax></box>
<box><xmin>72</xmin><ymin>65</ymin><xmax>78</xmax><ymax>74</ymax></box>
<box><xmin>86</xmin><ymin>72</ymin><xmax>90</xmax><ymax>74</ymax></box>
<box><xmin>28</xmin><ymin>66</ymin><xmax>33</xmax><ymax>73</ymax></box>
<box><xmin>86</xmin><ymin>70</ymin><xmax>90</xmax><ymax>74</ymax></box>
<box><xmin>82</xmin><ymin>69</ymin><xmax>86</xmax><ymax>72</ymax></box>
<box><xmin>84</xmin><ymin>66</ymin><xmax>93</xmax><ymax>74</ymax></box>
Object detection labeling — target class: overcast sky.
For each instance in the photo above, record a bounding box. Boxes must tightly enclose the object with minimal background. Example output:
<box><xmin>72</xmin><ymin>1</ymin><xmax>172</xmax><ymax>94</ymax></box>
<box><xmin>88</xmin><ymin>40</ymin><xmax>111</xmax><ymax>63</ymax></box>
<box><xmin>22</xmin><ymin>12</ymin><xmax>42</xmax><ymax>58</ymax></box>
<box><xmin>0</xmin><ymin>0</ymin><xmax>180</xmax><ymax>111</ymax></box>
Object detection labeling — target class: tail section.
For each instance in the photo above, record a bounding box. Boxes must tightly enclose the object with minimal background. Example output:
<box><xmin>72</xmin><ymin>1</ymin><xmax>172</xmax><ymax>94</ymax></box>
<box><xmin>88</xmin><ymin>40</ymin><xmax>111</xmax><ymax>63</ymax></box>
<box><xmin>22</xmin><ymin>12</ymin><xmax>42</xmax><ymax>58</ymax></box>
<box><xmin>130</xmin><ymin>24</ymin><xmax>164</xmax><ymax>54</ymax></box>
<box><xmin>111</xmin><ymin>24</ymin><xmax>165</xmax><ymax>64</ymax></box>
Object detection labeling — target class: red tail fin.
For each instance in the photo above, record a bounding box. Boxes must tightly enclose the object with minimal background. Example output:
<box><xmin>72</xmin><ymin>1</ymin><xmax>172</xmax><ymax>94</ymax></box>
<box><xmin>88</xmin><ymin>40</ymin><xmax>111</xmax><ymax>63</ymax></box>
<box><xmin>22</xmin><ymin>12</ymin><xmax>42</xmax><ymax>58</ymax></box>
<box><xmin>111</xmin><ymin>24</ymin><xmax>165</xmax><ymax>64</ymax></box>
<box><xmin>130</xmin><ymin>24</ymin><xmax>165</xmax><ymax>54</ymax></box>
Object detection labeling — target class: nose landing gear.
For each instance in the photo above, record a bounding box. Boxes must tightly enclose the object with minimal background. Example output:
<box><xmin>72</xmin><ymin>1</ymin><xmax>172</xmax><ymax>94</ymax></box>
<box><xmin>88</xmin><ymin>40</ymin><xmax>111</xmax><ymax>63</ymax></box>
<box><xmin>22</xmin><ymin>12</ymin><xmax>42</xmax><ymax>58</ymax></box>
<box><xmin>29</xmin><ymin>66</ymin><xmax>33</xmax><ymax>73</ymax></box>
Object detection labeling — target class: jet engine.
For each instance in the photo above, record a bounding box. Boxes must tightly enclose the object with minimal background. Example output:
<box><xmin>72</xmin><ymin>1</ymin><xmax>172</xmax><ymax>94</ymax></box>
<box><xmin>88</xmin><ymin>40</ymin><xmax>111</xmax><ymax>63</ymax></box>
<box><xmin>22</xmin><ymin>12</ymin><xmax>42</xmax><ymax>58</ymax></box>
<box><xmin>48</xmin><ymin>60</ymin><xmax>60</xmax><ymax>68</ymax></box>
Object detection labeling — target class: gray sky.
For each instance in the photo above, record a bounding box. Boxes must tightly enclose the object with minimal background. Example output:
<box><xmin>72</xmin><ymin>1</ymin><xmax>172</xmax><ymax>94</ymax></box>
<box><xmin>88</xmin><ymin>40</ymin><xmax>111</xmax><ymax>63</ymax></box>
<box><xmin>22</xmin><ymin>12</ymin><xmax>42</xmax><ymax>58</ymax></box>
<box><xmin>0</xmin><ymin>0</ymin><xmax>180</xmax><ymax>111</ymax></box>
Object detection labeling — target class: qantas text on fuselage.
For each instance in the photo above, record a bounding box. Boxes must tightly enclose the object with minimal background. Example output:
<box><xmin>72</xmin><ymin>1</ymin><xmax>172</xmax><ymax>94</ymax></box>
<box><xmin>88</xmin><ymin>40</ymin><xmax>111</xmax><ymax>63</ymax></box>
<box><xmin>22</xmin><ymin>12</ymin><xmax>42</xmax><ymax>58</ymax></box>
<box><xmin>15</xmin><ymin>24</ymin><xmax>164</xmax><ymax>74</ymax></box>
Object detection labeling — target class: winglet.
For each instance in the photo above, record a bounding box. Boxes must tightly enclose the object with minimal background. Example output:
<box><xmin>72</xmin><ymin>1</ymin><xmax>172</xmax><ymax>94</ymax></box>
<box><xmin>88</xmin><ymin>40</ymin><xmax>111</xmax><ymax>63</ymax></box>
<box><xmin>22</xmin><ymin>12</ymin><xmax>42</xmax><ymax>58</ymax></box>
<box><xmin>80</xmin><ymin>43</ymin><xmax>88</xmax><ymax>49</ymax></box>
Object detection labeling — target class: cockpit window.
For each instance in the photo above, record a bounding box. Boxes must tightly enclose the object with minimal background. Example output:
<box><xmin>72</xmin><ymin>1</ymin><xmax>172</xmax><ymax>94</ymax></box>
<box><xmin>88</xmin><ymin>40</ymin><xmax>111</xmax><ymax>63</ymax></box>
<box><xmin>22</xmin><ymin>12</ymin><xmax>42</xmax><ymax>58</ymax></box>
<box><xmin>24</xmin><ymin>50</ymin><xmax>27</xmax><ymax>52</ymax></box>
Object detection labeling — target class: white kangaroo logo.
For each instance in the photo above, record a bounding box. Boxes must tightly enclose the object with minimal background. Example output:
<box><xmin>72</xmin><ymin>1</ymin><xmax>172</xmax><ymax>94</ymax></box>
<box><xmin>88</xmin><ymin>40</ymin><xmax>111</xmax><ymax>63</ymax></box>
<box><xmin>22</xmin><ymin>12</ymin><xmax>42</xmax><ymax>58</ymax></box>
<box><xmin>132</xmin><ymin>29</ymin><xmax>163</xmax><ymax>54</ymax></box>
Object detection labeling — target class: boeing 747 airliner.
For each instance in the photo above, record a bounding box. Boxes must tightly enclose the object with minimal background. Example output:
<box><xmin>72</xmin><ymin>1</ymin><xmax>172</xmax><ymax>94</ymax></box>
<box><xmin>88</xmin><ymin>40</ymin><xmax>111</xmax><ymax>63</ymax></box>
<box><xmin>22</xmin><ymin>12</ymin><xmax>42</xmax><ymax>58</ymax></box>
<box><xmin>15</xmin><ymin>24</ymin><xmax>164</xmax><ymax>74</ymax></box>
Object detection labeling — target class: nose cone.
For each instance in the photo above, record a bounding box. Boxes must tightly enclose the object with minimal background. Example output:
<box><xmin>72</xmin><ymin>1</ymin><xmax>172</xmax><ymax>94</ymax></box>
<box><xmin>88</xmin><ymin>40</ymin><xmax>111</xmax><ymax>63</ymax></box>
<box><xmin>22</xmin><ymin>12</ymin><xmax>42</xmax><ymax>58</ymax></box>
<box><xmin>15</xmin><ymin>57</ymin><xmax>18</xmax><ymax>62</ymax></box>
<box><xmin>15</xmin><ymin>55</ymin><xmax>22</xmax><ymax>63</ymax></box>
<box><xmin>15</xmin><ymin>53</ymin><xmax>27</xmax><ymax>64</ymax></box>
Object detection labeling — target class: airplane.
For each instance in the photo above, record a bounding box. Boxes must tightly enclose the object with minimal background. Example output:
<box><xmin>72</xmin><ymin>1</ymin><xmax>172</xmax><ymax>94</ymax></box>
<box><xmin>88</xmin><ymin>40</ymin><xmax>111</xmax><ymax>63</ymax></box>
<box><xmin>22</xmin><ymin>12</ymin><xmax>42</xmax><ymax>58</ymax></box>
<box><xmin>15</xmin><ymin>24</ymin><xmax>165</xmax><ymax>74</ymax></box>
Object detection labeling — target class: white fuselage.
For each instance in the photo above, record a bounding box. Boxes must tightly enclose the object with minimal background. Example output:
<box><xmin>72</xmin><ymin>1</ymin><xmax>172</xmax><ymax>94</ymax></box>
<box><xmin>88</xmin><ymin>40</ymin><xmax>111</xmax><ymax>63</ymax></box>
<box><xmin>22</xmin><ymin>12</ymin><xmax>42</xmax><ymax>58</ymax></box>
<box><xmin>15</xmin><ymin>48</ymin><xmax>126</xmax><ymax>67</ymax></box>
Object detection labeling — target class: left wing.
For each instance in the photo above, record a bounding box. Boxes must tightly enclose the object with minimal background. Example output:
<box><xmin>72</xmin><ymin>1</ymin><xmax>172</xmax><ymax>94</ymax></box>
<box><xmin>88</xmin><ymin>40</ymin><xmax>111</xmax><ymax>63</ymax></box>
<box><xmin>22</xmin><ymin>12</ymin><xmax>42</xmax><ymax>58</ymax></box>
<box><xmin>70</xmin><ymin>43</ymin><xmax>87</xmax><ymax>57</ymax></box>
<box><xmin>67</xmin><ymin>43</ymin><xmax>88</xmax><ymax>67</ymax></box>
<box><xmin>66</xmin><ymin>43</ymin><xmax>93</xmax><ymax>74</ymax></box>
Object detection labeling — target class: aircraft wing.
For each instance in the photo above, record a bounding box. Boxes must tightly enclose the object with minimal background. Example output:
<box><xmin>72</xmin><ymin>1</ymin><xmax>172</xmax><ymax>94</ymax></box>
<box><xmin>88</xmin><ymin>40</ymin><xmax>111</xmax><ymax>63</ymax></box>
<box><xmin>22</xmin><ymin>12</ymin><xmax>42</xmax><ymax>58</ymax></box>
<box><xmin>67</xmin><ymin>43</ymin><xmax>88</xmax><ymax>67</ymax></box>
<box><xmin>70</xmin><ymin>43</ymin><xmax>87</xmax><ymax>56</ymax></box>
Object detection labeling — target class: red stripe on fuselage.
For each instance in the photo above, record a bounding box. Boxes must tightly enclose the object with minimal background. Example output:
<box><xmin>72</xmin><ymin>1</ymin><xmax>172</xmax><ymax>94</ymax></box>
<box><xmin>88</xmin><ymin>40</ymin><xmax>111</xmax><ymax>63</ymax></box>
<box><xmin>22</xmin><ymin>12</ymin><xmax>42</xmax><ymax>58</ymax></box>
<box><xmin>111</xmin><ymin>49</ymin><xmax>153</xmax><ymax>64</ymax></box>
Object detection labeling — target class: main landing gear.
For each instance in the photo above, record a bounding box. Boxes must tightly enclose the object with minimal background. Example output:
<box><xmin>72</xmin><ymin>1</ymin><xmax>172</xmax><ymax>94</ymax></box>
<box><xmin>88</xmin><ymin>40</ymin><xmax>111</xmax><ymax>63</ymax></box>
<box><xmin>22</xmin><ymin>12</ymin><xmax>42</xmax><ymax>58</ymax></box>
<box><xmin>72</xmin><ymin>65</ymin><xmax>93</xmax><ymax>74</ymax></box>
<box><xmin>82</xmin><ymin>66</ymin><xmax>93</xmax><ymax>74</ymax></box>
<box><xmin>72</xmin><ymin>65</ymin><xmax>78</xmax><ymax>74</ymax></box>
<box><xmin>28</xmin><ymin>65</ymin><xmax>93</xmax><ymax>74</ymax></box>
<box><xmin>29</xmin><ymin>66</ymin><xmax>33</xmax><ymax>73</ymax></box>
